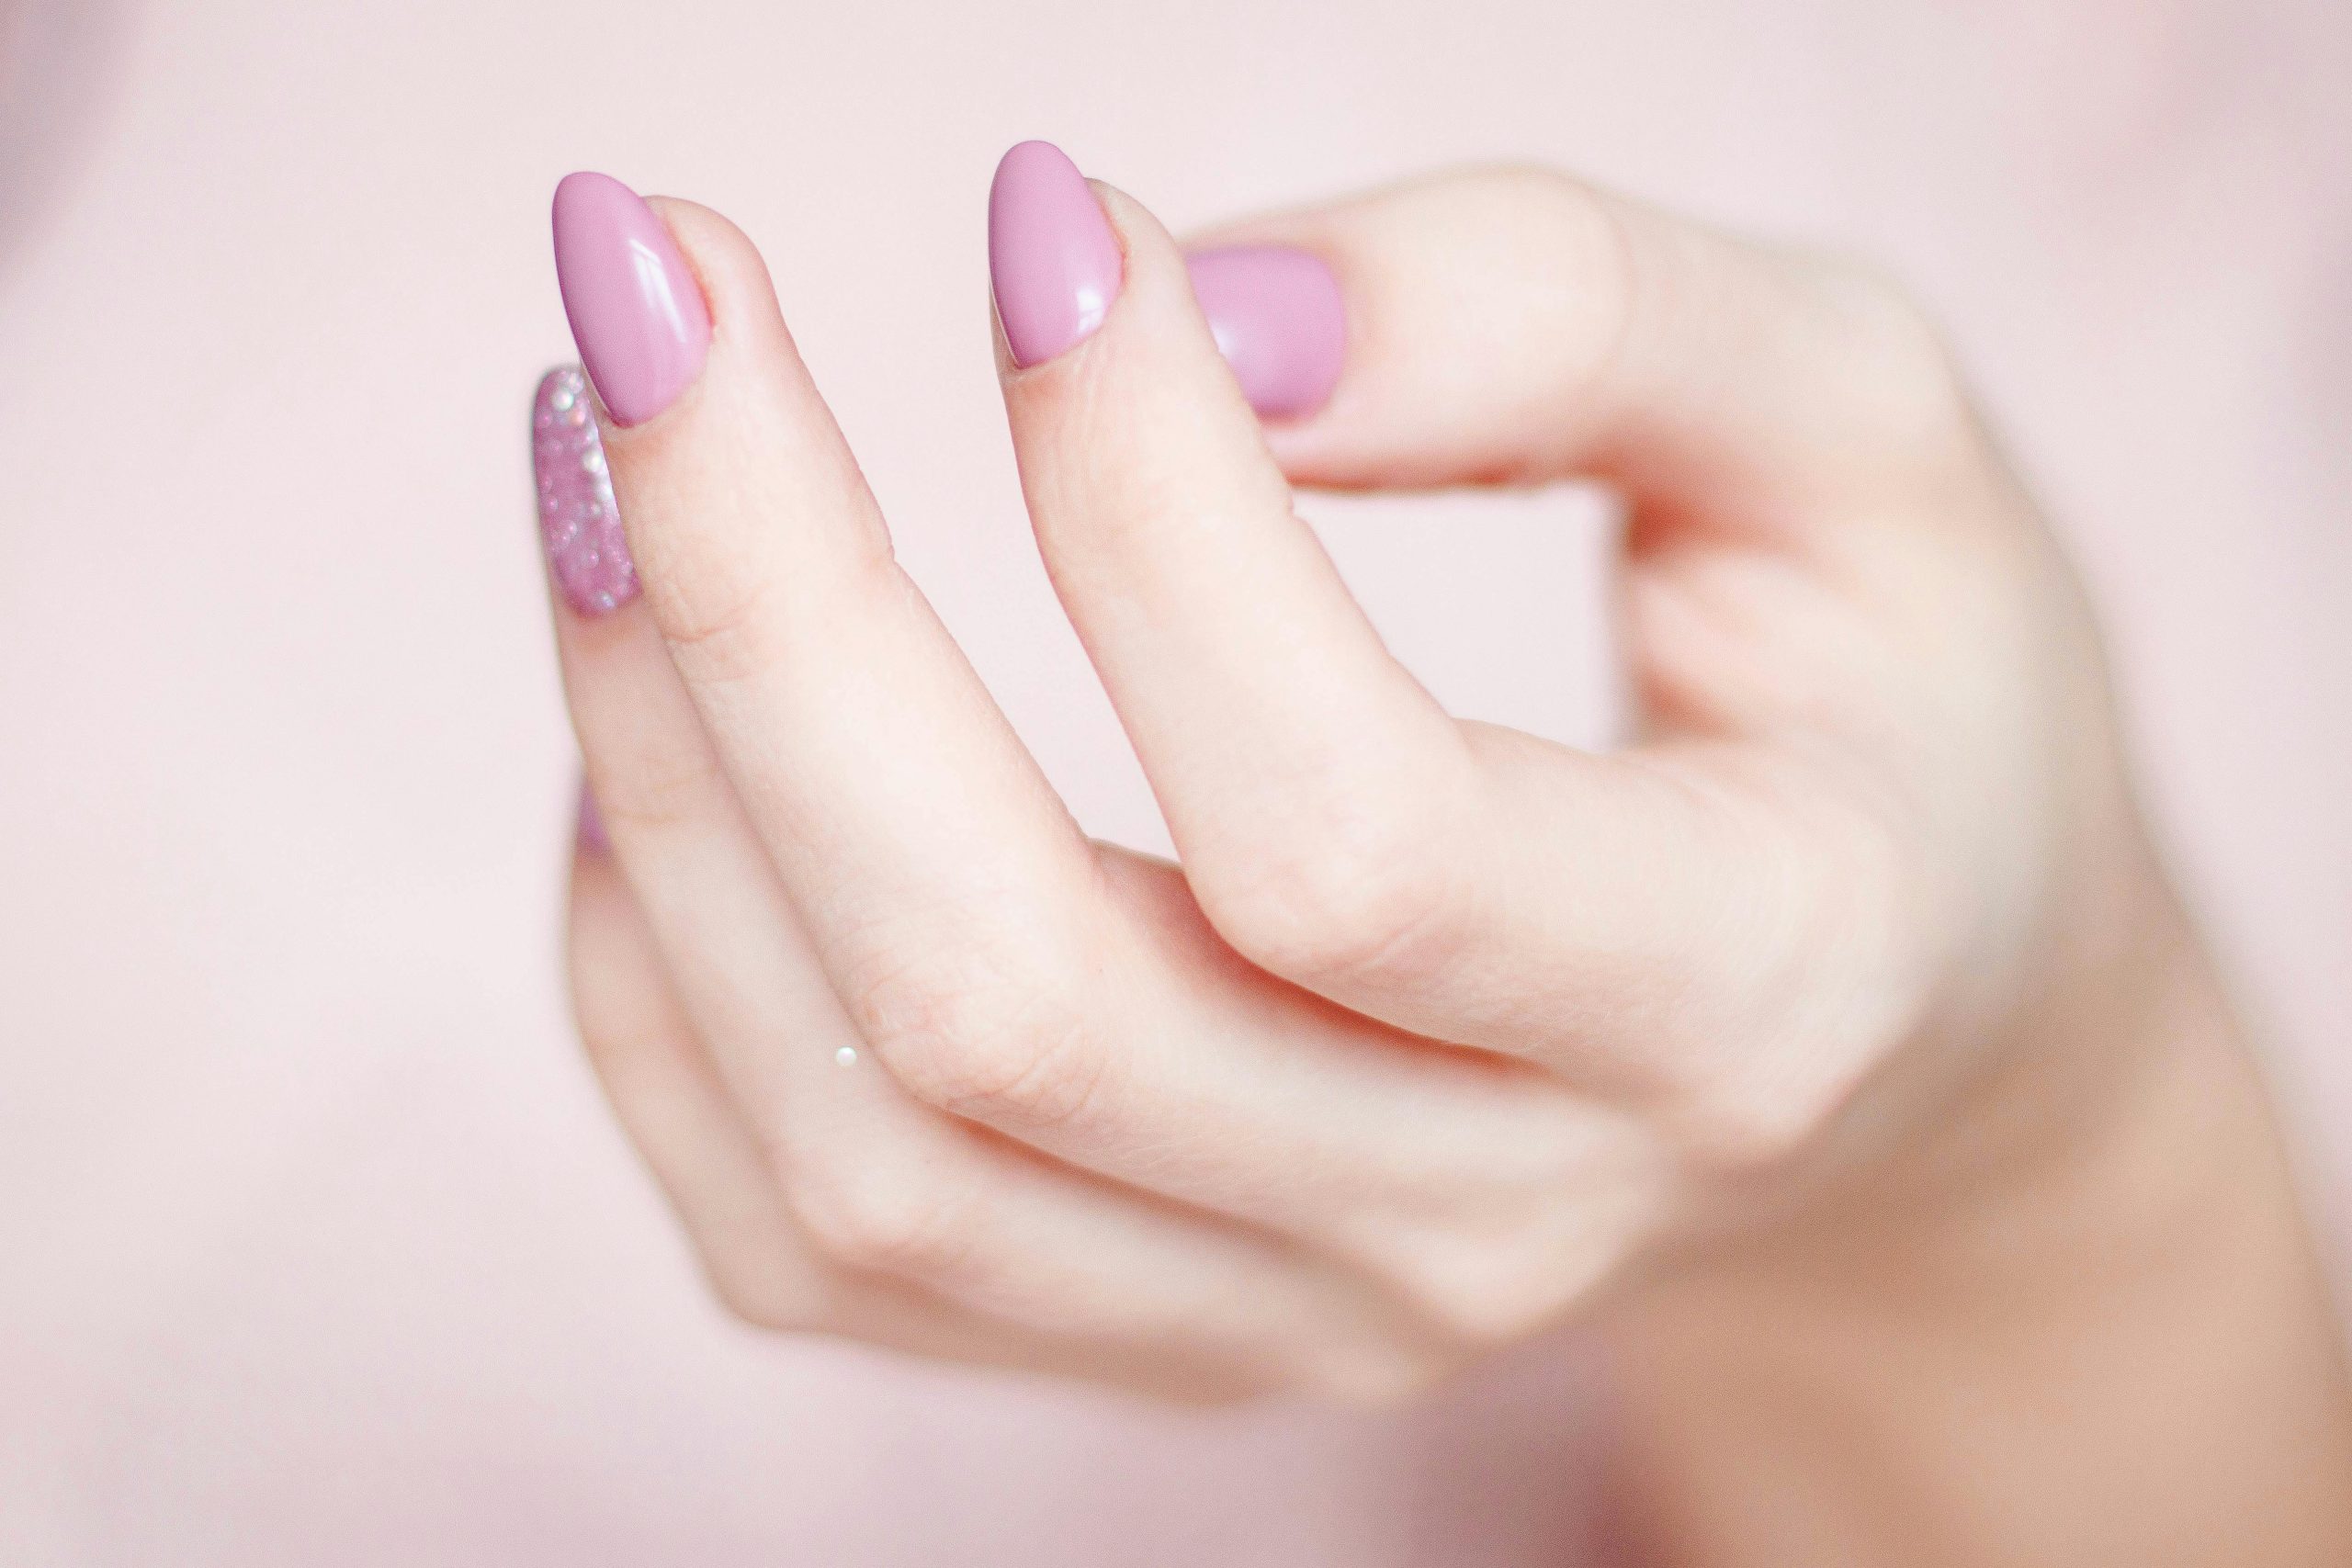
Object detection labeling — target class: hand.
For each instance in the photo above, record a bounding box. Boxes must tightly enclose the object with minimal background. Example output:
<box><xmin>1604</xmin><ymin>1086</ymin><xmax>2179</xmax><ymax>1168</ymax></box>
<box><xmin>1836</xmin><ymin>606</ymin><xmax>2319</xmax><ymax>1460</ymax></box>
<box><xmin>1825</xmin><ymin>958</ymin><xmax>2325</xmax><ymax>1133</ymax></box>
<box><xmin>538</xmin><ymin>148</ymin><xmax>2247</xmax><ymax>1404</ymax></box>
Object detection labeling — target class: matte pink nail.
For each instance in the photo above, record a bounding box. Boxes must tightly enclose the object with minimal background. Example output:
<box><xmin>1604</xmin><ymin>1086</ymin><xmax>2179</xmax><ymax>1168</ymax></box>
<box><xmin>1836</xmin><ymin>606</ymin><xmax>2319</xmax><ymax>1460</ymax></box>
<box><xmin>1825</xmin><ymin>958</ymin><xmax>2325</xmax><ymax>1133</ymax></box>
<box><xmin>1185</xmin><ymin>246</ymin><xmax>1347</xmax><ymax>421</ymax></box>
<box><xmin>533</xmin><ymin>366</ymin><xmax>637</xmax><ymax>615</ymax></box>
<box><xmin>989</xmin><ymin>141</ymin><xmax>1123</xmax><ymax>367</ymax></box>
<box><xmin>576</xmin><ymin>778</ymin><xmax>610</xmax><ymax>854</ymax></box>
<box><xmin>551</xmin><ymin>171</ymin><xmax>709</xmax><ymax>425</ymax></box>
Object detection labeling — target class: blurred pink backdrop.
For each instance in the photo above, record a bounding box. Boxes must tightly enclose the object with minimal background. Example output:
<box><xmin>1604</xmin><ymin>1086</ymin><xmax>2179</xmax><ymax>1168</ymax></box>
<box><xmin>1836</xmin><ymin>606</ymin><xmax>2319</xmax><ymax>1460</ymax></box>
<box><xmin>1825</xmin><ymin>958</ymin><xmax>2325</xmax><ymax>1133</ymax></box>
<box><xmin>0</xmin><ymin>0</ymin><xmax>2346</xmax><ymax>1561</ymax></box>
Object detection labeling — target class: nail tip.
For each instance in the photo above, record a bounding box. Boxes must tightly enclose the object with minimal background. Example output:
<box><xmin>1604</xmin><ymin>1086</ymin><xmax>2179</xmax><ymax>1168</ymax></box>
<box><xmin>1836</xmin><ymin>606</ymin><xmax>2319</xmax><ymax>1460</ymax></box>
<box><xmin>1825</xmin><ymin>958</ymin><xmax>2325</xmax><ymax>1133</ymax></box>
<box><xmin>995</xmin><ymin>139</ymin><xmax>1075</xmax><ymax>177</ymax></box>
<box><xmin>553</xmin><ymin>167</ymin><xmax>632</xmax><ymax>203</ymax></box>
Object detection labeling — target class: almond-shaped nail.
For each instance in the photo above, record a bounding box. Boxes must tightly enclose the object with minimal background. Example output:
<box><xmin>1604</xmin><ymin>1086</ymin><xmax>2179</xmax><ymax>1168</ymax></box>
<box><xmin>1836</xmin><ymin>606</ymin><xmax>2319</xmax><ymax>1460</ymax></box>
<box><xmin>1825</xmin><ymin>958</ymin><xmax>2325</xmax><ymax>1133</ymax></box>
<box><xmin>551</xmin><ymin>171</ymin><xmax>710</xmax><ymax>425</ymax></box>
<box><xmin>534</xmin><ymin>366</ymin><xmax>637</xmax><ymax>615</ymax></box>
<box><xmin>989</xmin><ymin>141</ymin><xmax>1123</xmax><ymax>367</ymax></box>
<box><xmin>1186</xmin><ymin>246</ymin><xmax>1347</xmax><ymax>421</ymax></box>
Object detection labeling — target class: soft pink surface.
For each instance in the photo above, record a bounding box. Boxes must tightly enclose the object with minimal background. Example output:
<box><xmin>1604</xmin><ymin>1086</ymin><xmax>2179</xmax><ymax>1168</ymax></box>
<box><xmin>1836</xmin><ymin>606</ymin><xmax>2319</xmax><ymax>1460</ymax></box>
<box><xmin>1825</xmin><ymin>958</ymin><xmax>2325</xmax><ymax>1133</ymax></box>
<box><xmin>1</xmin><ymin>2</ymin><xmax>2346</xmax><ymax>1562</ymax></box>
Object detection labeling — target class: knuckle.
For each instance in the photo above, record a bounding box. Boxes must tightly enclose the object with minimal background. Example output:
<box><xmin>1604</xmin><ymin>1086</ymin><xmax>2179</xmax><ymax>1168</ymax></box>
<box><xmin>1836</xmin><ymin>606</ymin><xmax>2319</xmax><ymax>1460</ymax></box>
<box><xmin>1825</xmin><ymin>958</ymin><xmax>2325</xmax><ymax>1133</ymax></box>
<box><xmin>1811</xmin><ymin>257</ymin><xmax>1980</xmax><ymax>467</ymax></box>
<box><xmin>1190</xmin><ymin>782</ymin><xmax>1468</xmax><ymax>987</ymax></box>
<box><xmin>1668</xmin><ymin>791</ymin><xmax>1938</xmax><ymax>1169</ymax></box>
<box><xmin>786</xmin><ymin>1154</ymin><xmax>979</xmax><ymax>1280</ymax></box>
<box><xmin>1444</xmin><ymin>170</ymin><xmax>1987</xmax><ymax>491</ymax></box>
<box><xmin>843</xmin><ymin>943</ymin><xmax>1107</xmax><ymax>1131</ymax></box>
<box><xmin>581</xmin><ymin>738</ymin><xmax>727</xmax><ymax>847</ymax></box>
<box><xmin>588</xmin><ymin>761</ymin><xmax>711</xmax><ymax>844</ymax></box>
<box><xmin>1670</xmin><ymin>1068</ymin><xmax>1843</xmax><ymax>1169</ymax></box>
<box><xmin>1376</xmin><ymin>1187</ymin><xmax>1660</xmax><ymax>1350</ymax></box>
<box><xmin>701</xmin><ymin>1252</ymin><xmax>818</xmax><ymax>1333</ymax></box>
<box><xmin>1480</xmin><ymin>167</ymin><xmax>1642</xmax><ymax>406</ymax></box>
<box><xmin>1669</xmin><ymin>979</ymin><xmax>1921</xmax><ymax>1167</ymax></box>
<box><xmin>1300</xmin><ymin>1345</ymin><xmax>1457</xmax><ymax>1409</ymax></box>
<box><xmin>1465</xmin><ymin>164</ymin><xmax>1623</xmax><ymax>278</ymax></box>
<box><xmin>650</xmin><ymin>557</ymin><xmax>782</xmax><ymax>689</ymax></box>
<box><xmin>1396</xmin><ymin>1243</ymin><xmax>1589</xmax><ymax>1349</ymax></box>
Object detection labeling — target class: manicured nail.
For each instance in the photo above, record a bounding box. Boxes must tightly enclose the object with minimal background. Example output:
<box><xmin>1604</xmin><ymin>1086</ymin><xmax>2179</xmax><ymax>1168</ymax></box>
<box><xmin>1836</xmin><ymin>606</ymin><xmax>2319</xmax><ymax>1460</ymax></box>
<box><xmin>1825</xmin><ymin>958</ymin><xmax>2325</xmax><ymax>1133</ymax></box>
<box><xmin>989</xmin><ymin>141</ymin><xmax>1122</xmax><ymax>367</ymax></box>
<box><xmin>1185</xmin><ymin>246</ymin><xmax>1347</xmax><ymax>421</ymax></box>
<box><xmin>551</xmin><ymin>171</ymin><xmax>709</xmax><ymax>425</ymax></box>
<box><xmin>576</xmin><ymin>778</ymin><xmax>610</xmax><ymax>854</ymax></box>
<box><xmin>534</xmin><ymin>366</ymin><xmax>637</xmax><ymax>615</ymax></box>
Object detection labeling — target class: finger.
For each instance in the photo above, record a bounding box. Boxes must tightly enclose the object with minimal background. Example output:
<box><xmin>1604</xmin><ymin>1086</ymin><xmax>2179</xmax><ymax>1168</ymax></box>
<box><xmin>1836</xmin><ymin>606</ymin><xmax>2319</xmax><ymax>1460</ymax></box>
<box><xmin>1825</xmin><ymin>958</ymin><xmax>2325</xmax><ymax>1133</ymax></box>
<box><xmin>568</xmin><ymin>809</ymin><xmax>827</xmax><ymax>1327</ymax></box>
<box><xmin>1195</xmin><ymin>165</ymin><xmax>1973</xmax><ymax>533</ymax></box>
<box><xmin>560</xmin><ymin>603</ymin><xmax>1424</xmax><ymax>1403</ymax></box>
<box><xmin>1193</xmin><ymin>168</ymin><xmax>1976</xmax><ymax>1145</ymax></box>
<box><xmin>570</xmin><ymin>837</ymin><xmax>1374</xmax><ymax>1402</ymax></box>
<box><xmin>994</xmin><ymin>151</ymin><xmax>1911</xmax><ymax>1152</ymax></box>
<box><xmin>551</xmin><ymin>175</ymin><xmax>1662</xmax><ymax>1258</ymax></box>
<box><xmin>988</xmin><ymin>144</ymin><xmax>1662</xmax><ymax>1185</ymax></box>
<box><xmin>537</xmin><ymin>359</ymin><xmax>1430</xmax><ymax>1396</ymax></box>
<box><xmin>989</xmin><ymin>141</ymin><xmax>1477</xmax><ymax>981</ymax></box>
<box><xmin>545</xmin><ymin>276</ymin><xmax>1646</xmax><ymax>1342</ymax></box>
<box><xmin>556</xmin><ymin>172</ymin><xmax>1135</xmax><ymax>1131</ymax></box>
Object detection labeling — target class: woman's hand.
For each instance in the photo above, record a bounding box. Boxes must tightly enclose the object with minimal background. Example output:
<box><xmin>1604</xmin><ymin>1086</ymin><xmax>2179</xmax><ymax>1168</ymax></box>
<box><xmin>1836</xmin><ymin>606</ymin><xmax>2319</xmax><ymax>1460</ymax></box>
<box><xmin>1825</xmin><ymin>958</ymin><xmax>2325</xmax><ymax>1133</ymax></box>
<box><xmin>536</xmin><ymin>145</ymin><xmax>2352</xmax><ymax>1555</ymax></box>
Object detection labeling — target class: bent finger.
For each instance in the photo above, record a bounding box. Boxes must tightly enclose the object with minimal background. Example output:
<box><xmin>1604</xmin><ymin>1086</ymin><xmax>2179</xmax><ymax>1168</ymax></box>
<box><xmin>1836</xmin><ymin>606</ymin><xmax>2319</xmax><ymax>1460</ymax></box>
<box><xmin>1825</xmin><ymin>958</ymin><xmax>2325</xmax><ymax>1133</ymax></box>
<box><xmin>1194</xmin><ymin>165</ymin><xmax>1973</xmax><ymax>534</ymax></box>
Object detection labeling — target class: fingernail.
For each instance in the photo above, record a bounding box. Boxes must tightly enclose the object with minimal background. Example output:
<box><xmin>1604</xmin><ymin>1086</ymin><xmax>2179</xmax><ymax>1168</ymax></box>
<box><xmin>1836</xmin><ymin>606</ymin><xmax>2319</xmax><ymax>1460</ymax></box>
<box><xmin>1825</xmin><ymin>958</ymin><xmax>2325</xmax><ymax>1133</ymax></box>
<box><xmin>1185</xmin><ymin>246</ymin><xmax>1347</xmax><ymax>421</ymax></box>
<box><xmin>576</xmin><ymin>778</ymin><xmax>610</xmax><ymax>854</ymax></box>
<box><xmin>989</xmin><ymin>141</ymin><xmax>1123</xmax><ymax>367</ymax></box>
<box><xmin>551</xmin><ymin>171</ymin><xmax>710</xmax><ymax>425</ymax></box>
<box><xmin>533</xmin><ymin>366</ymin><xmax>637</xmax><ymax>615</ymax></box>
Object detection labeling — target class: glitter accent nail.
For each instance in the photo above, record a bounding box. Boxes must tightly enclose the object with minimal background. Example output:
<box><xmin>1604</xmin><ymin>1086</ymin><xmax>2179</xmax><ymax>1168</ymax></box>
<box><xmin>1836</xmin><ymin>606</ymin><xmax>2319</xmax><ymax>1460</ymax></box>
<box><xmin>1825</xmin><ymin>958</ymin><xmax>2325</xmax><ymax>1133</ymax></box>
<box><xmin>533</xmin><ymin>365</ymin><xmax>637</xmax><ymax>615</ymax></box>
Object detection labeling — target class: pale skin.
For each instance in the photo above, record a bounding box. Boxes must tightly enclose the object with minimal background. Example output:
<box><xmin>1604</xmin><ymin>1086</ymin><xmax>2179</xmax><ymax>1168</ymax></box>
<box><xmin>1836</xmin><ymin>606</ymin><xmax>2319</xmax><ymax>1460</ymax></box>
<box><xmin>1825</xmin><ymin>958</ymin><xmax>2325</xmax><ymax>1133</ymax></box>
<box><xmin>550</xmin><ymin>167</ymin><xmax>2352</xmax><ymax>1562</ymax></box>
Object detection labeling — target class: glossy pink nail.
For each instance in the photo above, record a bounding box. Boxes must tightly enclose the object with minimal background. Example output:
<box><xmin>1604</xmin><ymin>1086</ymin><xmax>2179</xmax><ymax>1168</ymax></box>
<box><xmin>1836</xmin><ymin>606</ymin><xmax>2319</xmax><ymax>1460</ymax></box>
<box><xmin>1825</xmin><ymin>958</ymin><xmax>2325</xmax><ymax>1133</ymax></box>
<box><xmin>551</xmin><ymin>171</ymin><xmax>709</xmax><ymax>425</ymax></box>
<box><xmin>989</xmin><ymin>141</ymin><xmax>1123</xmax><ymax>367</ymax></box>
<box><xmin>1185</xmin><ymin>246</ymin><xmax>1347</xmax><ymax>421</ymax></box>
<box><xmin>533</xmin><ymin>366</ymin><xmax>636</xmax><ymax>615</ymax></box>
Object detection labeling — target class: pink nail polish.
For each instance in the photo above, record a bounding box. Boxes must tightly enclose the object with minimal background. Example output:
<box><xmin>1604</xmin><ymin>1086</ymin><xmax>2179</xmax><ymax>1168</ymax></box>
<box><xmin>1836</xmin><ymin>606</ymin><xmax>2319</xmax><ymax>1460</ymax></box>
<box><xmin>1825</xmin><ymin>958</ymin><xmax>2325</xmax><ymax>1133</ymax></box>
<box><xmin>576</xmin><ymin>778</ymin><xmax>610</xmax><ymax>854</ymax></box>
<box><xmin>989</xmin><ymin>141</ymin><xmax>1123</xmax><ymax>367</ymax></box>
<box><xmin>534</xmin><ymin>366</ymin><xmax>637</xmax><ymax>615</ymax></box>
<box><xmin>551</xmin><ymin>171</ymin><xmax>710</xmax><ymax>425</ymax></box>
<box><xmin>1185</xmin><ymin>246</ymin><xmax>1347</xmax><ymax>421</ymax></box>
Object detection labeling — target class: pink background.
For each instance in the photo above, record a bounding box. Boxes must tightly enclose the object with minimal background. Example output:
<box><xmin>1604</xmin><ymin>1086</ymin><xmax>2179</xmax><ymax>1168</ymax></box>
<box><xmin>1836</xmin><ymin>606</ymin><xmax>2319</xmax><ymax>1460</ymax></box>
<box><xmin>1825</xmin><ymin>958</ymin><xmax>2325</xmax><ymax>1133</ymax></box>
<box><xmin>2</xmin><ymin>1</ymin><xmax>2346</xmax><ymax>1561</ymax></box>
